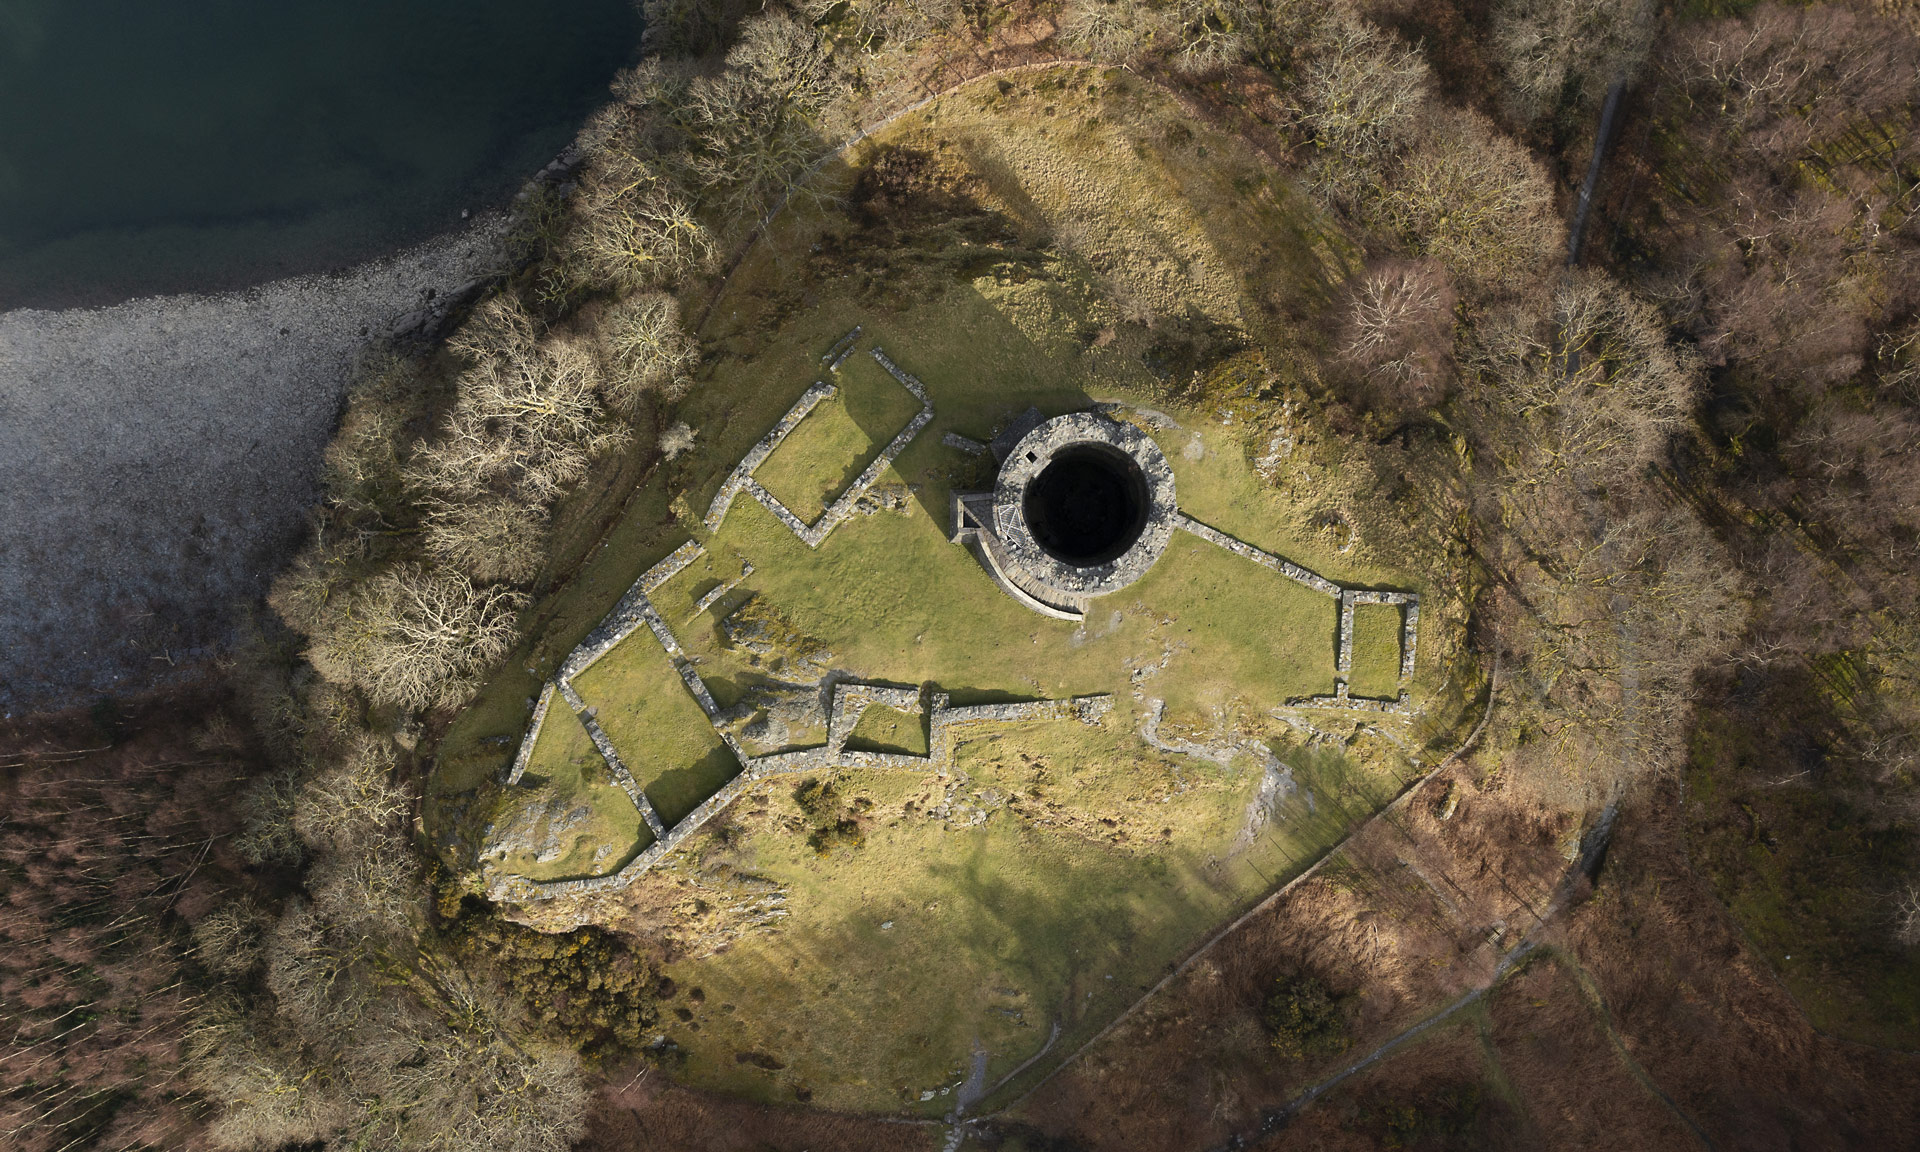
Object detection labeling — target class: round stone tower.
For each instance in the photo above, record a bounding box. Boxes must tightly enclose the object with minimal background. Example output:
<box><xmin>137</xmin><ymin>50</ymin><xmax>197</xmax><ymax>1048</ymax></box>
<box><xmin>951</xmin><ymin>410</ymin><xmax>1177</xmax><ymax>619</ymax></box>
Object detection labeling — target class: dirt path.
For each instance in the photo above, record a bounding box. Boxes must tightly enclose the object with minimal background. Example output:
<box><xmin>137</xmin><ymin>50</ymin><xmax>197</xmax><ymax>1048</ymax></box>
<box><xmin>1205</xmin><ymin>799</ymin><xmax>1622</xmax><ymax>1150</ymax></box>
<box><xmin>1557</xmin><ymin>948</ymin><xmax>1717</xmax><ymax>1149</ymax></box>
<box><xmin>0</xmin><ymin>216</ymin><xmax>506</xmax><ymax>713</ymax></box>
<box><xmin>979</xmin><ymin>656</ymin><xmax>1502</xmax><ymax>1119</ymax></box>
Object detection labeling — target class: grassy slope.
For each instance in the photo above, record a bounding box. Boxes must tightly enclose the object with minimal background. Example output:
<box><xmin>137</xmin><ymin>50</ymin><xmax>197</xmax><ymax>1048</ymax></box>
<box><xmin>653</xmin><ymin>722</ymin><xmax>1403</xmax><ymax>1114</ymax></box>
<box><xmin>499</xmin><ymin>705</ymin><xmax>652</xmax><ymax>882</ymax></box>
<box><xmin>433</xmin><ymin>65</ymin><xmax>1461</xmax><ymax>1113</ymax></box>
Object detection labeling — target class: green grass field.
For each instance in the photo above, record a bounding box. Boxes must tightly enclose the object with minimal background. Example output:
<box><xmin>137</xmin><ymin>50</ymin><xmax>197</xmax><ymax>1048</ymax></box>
<box><xmin>435</xmin><ymin>64</ymin><xmax>1460</xmax><ymax>1115</ymax></box>
<box><xmin>489</xmin><ymin>707</ymin><xmax>652</xmax><ymax>882</ymax></box>
<box><xmin>571</xmin><ymin>636</ymin><xmax>740</xmax><ymax>828</ymax></box>
<box><xmin>1349</xmin><ymin>603</ymin><xmax>1406</xmax><ymax>700</ymax></box>
<box><xmin>753</xmin><ymin>354</ymin><xmax>923</xmax><ymax>524</ymax></box>
<box><xmin>847</xmin><ymin>704</ymin><xmax>929</xmax><ymax>756</ymax></box>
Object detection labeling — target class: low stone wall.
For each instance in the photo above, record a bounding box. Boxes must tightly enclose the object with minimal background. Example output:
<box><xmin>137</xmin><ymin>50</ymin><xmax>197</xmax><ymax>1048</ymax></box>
<box><xmin>704</xmin><ymin>381</ymin><xmax>836</xmax><ymax>531</ymax></box>
<box><xmin>1334</xmin><ymin>588</ymin><xmax>1420</xmax><ymax>701</ymax></box>
<box><xmin>1337</xmin><ymin>592</ymin><xmax>1357</xmax><ymax>679</ymax></box>
<box><xmin>1285</xmin><ymin>689</ymin><xmax>1413</xmax><ymax>715</ymax></box>
<box><xmin>928</xmin><ymin>693</ymin><xmax>1114</xmax><ymax>760</ymax></box>
<box><xmin>1401</xmin><ymin>601</ymin><xmax>1420</xmax><ymax>680</ymax></box>
<box><xmin>555</xmin><ymin>540</ymin><xmax>704</xmax><ymax>685</ymax></box>
<box><xmin>576</xmin><ymin>709</ymin><xmax>668</xmax><ymax>839</ymax></box>
<box><xmin>689</xmin><ymin>559</ymin><xmax>752</xmax><ymax>620</ymax></box>
<box><xmin>1174</xmin><ymin>514</ymin><xmax>1341</xmax><ymax>598</ymax></box>
<box><xmin>490</xmin><ymin>333</ymin><xmax>1131</xmax><ymax>904</ymax></box>
<box><xmin>491</xmin><ymin>345</ymin><xmax>1435</xmax><ymax>907</ymax></box>
<box><xmin>506</xmin><ymin>682</ymin><xmax>557</xmax><ymax>786</ymax></box>
<box><xmin>784</xmin><ymin>404</ymin><xmax>933</xmax><ymax>548</ymax></box>
<box><xmin>742</xmin><ymin>476</ymin><xmax>814</xmax><ymax>537</ymax></box>
<box><xmin>488</xmin><ymin>677</ymin><xmax>1117</xmax><ymax>904</ymax></box>
<box><xmin>504</xmin><ymin>538</ymin><xmax>706</xmax><ymax>805</ymax></box>
<box><xmin>868</xmin><ymin>346</ymin><xmax>931</xmax><ymax>404</ymax></box>
<box><xmin>707</xmin><ymin>340</ymin><xmax>936</xmax><ymax>551</ymax></box>
<box><xmin>823</xmin><ymin>325</ymin><xmax>863</xmax><ymax>371</ymax></box>
<box><xmin>1171</xmin><ymin>514</ymin><xmax>1421</xmax><ymax>707</ymax></box>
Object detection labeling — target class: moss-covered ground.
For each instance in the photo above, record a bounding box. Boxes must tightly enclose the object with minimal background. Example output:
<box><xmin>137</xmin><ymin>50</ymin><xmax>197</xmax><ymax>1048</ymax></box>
<box><xmin>432</xmin><ymin>65</ymin><xmax>1470</xmax><ymax>1114</ymax></box>
<box><xmin>1686</xmin><ymin>700</ymin><xmax>1920</xmax><ymax>1048</ymax></box>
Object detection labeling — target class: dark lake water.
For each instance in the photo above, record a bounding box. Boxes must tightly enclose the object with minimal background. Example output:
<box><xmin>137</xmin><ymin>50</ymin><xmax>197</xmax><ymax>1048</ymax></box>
<box><xmin>0</xmin><ymin>0</ymin><xmax>639</xmax><ymax>308</ymax></box>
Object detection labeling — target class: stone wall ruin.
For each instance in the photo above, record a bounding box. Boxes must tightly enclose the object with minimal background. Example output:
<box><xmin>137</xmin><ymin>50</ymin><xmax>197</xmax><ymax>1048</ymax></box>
<box><xmin>488</xmin><ymin>329</ymin><xmax>1428</xmax><ymax>906</ymax></box>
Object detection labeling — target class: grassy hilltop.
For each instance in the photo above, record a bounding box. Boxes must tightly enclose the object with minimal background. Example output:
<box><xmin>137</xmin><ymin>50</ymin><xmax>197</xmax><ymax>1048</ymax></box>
<box><xmin>21</xmin><ymin>3</ymin><xmax>1918</xmax><ymax>1151</ymax></box>
<box><xmin>428</xmin><ymin>68</ymin><xmax>1468</xmax><ymax>1110</ymax></box>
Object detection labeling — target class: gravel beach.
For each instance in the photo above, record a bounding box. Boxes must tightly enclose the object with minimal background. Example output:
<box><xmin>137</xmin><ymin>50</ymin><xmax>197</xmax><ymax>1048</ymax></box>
<box><xmin>0</xmin><ymin>217</ymin><xmax>509</xmax><ymax>713</ymax></box>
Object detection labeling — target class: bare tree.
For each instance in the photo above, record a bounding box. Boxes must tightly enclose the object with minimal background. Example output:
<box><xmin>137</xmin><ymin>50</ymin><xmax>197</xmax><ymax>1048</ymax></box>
<box><xmin>320</xmin><ymin>356</ymin><xmax>423</xmax><ymax>519</ymax></box>
<box><xmin>193</xmin><ymin>897</ymin><xmax>589</xmax><ymax>1152</ymax></box>
<box><xmin>1670</xmin><ymin>4</ymin><xmax>1917</xmax><ymax>169</ymax></box>
<box><xmin>292</xmin><ymin>733</ymin><xmax>409</xmax><ymax>854</ymax></box>
<box><xmin>305</xmin><ymin>564</ymin><xmax>527</xmax><ymax>712</ymax></box>
<box><xmin>1457</xmin><ymin>270</ymin><xmax>1743</xmax><ymax>809</ymax></box>
<box><xmin>1059</xmin><ymin>0</ymin><xmax>1163</xmax><ymax>62</ymax></box>
<box><xmin>659</xmin><ymin>420</ymin><xmax>699</xmax><ymax>460</ymax></box>
<box><xmin>421</xmin><ymin>495</ymin><xmax>550</xmax><ymax>586</ymax></box>
<box><xmin>447</xmin><ymin>292</ymin><xmax>539</xmax><ymax>365</ymax></box>
<box><xmin>599</xmin><ymin>291</ymin><xmax>699</xmax><ymax>414</ymax></box>
<box><xmin>308</xmin><ymin>828</ymin><xmax>423</xmax><ymax>939</ymax></box>
<box><xmin>193</xmin><ymin>900</ymin><xmax>269</xmax><ymax>979</ymax></box>
<box><xmin>1298</xmin><ymin>13</ymin><xmax>1429</xmax><ymax>160</ymax></box>
<box><xmin>639</xmin><ymin>0</ymin><xmax>736</xmax><ymax>57</ymax></box>
<box><xmin>803</xmin><ymin>0</ymin><xmax>958</xmax><ymax>53</ymax></box>
<box><xmin>1494</xmin><ymin>506</ymin><xmax>1747</xmax><ymax>811</ymax></box>
<box><xmin>1478</xmin><ymin>270</ymin><xmax>1700</xmax><ymax>488</ymax></box>
<box><xmin>571</xmin><ymin>151</ymin><xmax>718</xmax><ymax>293</ymax></box>
<box><xmin>683</xmin><ymin>13</ymin><xmax>840</xmax><ymax>217</ymax></box>
<box><xmin>408</xmin><ymin>331</ymin><xmax>630</xmax><ymax>506</ymax></box>
<box><xmin>1333</xmin><ymin>258</ymin><xmax>1456</xmax><ymax>412</ymax></box>
<box><xmin>1379</xmin><ymin>107</ymin><xmax>1564</xmax><ymax>290</ymax></box>
<box><xmin>1897</xmin><ymin>884</ymin><xmax>1920</xmax><ymax>948</ymax></box>
<box><xmin>233</xmin><ymin>766</ymin><xmax>305</xmax><ymax>866</ymax></box>
<box><xmin>1878</xmin><ymin>320</ymin><xmax>1920</xmax><ymax>405</ymax></box>
<box><xmin>1492</xmin><ymin>0</ymin><xmax>1655</xmax><ymax>124</ymax></box>
<box><xmin>1169</xmin><ymin>0</ymin><xmax>1261</xmax><ymax>73</ymax></box>
<box><xmin>187</xmin><ymin>993</ymin><xmax>350</xmax><ymax>1150</ymax></box>
<box><xmin>1057</xmin><ymin>0</ymin><xmax>1269</xmax><ymax>71</ymax></box>
<box><xmin>1642</xmin><ymin>5</ymin><xmax>1920</xmax><ymax>403</ymax></box>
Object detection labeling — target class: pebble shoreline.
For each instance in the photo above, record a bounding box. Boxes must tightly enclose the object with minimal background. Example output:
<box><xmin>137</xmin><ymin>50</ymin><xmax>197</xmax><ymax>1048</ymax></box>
<box><xmin>0</xmin><ymin>215</ymin><xmax>510</xmax><ymax>712</ymax></box>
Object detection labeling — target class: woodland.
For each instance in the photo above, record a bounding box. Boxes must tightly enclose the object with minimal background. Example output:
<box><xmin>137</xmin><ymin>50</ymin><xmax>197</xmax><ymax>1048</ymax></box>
<box><xmin>4</xmin><ymin>1</ymin><xmax>1920</xmax><ymax>1149</ymax></box>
